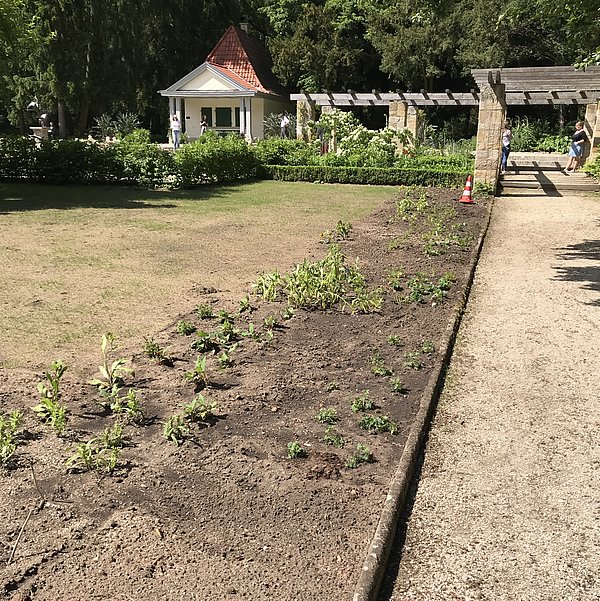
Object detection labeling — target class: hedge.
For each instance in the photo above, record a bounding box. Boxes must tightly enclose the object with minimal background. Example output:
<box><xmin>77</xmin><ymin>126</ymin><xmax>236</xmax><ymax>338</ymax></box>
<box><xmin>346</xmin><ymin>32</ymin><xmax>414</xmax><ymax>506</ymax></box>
<box><xmin>264</xmin><ymin>165</ymin><xmax>470</xmax><ymax>187</ymax></box>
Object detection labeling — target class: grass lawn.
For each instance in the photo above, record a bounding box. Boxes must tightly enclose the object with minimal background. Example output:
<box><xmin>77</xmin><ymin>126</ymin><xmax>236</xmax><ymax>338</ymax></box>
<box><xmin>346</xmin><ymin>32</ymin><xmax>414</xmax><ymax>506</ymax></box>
<box><xmin>0</xmin><ymin>180</ymin><xmax>393</xmax><ymax>371</ymax></box>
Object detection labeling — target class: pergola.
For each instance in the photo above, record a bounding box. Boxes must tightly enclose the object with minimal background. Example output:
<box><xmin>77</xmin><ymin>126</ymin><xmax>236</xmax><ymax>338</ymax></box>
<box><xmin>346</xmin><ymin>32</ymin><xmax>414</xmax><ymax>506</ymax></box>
<box><xmin>291</xmin><ymin>66</ymin><xmax>600</xmax><ymax>187</ymax></box>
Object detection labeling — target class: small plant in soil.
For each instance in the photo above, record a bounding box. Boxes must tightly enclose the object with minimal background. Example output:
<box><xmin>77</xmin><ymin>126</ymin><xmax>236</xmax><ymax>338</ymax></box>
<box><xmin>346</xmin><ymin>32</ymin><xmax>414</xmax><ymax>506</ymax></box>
<box><xmin>99</xmin><ymin>422</ymin><xmax>124</xmax><ymax>449</ymax></box>
<box><xmin>315</xmin><ymin>407</ymin><xmax>338</xmax><ymax>425</ymax></box>
<box><xmin>110</xmin><ymin>388</ymin><xmax>144</xmax><ymax>422</ymax></box>
<box><xmin>89</xmin><ymin>333</ymin><xmax>134</xmax><ymax>393</ymax></box>
<box><xmin>185</xmin><ymin>355</ymin><xmax>208</xmax><ymax>388</ymax></box>
<box><xmin>217</xmin><ymin>309</ymin><xmax>233</xmax><ymax>323</ymax></box>
<box><xmin>253</xmin><ymin>270</ymin><xmax>283</xmax><ymax>302</ymax></box>
<box><xmin>390</xmin><ymin>377</ymin><xmax>406</xmax><ymax>393</ymax></box>
<box><xmin>369</xmin><ymin>348</ymin><xmax>393</xmax><ymax>376</ymax></box>
<box><xmin>238</xmin><ymin>295</ymin><xmax>253</xmax><ymax>313</ymax></box>
<box><xmin>196</xmin><ymin>303</ymin><xmax>214</xmax><ymax>319</ymax></box>
<box><xmin>335</xmin><ymin>220</ymin><xmax>352</xmax><ymax>239</ymax></box>
<box><xmin>34</xmin><ymin>360</ymin><xmax>68</xmax><ymax>435</ymax></box>
<box><xmin>388</xmin><ymin>237</ymin><xmax>402</xmax><ymax>251</ymax></box>
<box><xmin>142</xmin><ymin>337</ymin><xmax>173</xmax><ymax>366</ymax></box>
<box><xmin>0</xmin><ymin>410</ymin><xmax>23</xmax><ymax>467</ymax></box>
<box><xmin>395</xmin><ymin>187</ymin><xmax>428</xmax><ymax>222</ymax></box>
<box><xmin>191</xmin><ymin>331</ymin><xmax>219</xmax><ymax>353</ymax></box>
<box><xmin>421</xmin><ymin>340</ymin><xmax>435</xmax><ymax>354</ymax></box>
<box><xmin>287</xmin><ymin>441</ymin><xmax>307</xmax><ymax>459</ymax></box>
<box><xmin>387</xmin><ymin>334</ymin><xmax>402</xmax><ymax>347</ymax></box>
<box><xmin>282</xmin><ymin>306</ymin><xmax>295</xmax><ymax>320</ymax></box>
<box><xmin>264</xmin><ymin>314</ymin><xmax>279</xmax><ymax>330</ymax></box>
<box><xmin>163</xmin><ymin>415</ymin><xmax>189</xmax><ymax>446</ymax></box>
<box><xmin>358</xmin><ymin>415</ymin><xmax>399</xmax><ymax>435</ymax></box>
<box><xmin>351</xmin><ymin>390</ymin><xmax>374</xmax><ymax>413</ymax></box>
<box><xmin>325</xmin><ymin>380</ymin><xmax>340</xmax><ymax>392</ymax></box>
<box><xmin>217</xmin><ymin>350</ymin><xmax>233</xmax><ymax>369</ymax></box>
<box><xmin>323</xmin><ymin>426</ymin><xmax>345</xmax><ymax>448</ymax></box>
<box><xmin>176</xmin><ymin>320</ymin><xmax>197</xmax><ymax>336</ymax></box>
<box><xmin>350</xmin><ymin>287</ymin><xmax>384</xmax><ymax>314</ymax></box>
<box><xmin>241</xmin><ymin>322</ymin><xmax>261</xmax><ymax>341</ymax></box>
<box><xmin>183</xmin><ymin>394</ymin><xmax>217</xmax><ymax>423</ymax></box>
<box><xmin>345</xmin><ymin>444</ymin><xmax>373</xmax><ymax>468</ymax></box>
<box><xmin>387</xmin><ymin>268</ymin><xmax>405</xmax><ymax>291</ymax></box>
<box><xmin>67</xmin><ymin>440</ymin><xmax>121</xmax><ymax>474</ymax></box>
<box><xmin>404</xmin><ymin>351</ymin><xmax>423</xmax><ymax>370</ymax></box>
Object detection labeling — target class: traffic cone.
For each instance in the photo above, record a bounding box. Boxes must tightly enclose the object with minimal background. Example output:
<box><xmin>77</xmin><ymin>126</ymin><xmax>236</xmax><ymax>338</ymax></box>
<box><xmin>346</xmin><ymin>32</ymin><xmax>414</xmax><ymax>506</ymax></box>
<box><xmin>458</xmin><ymin>175</ymin><xmax>474</xmax><ymax>204</ymax></box>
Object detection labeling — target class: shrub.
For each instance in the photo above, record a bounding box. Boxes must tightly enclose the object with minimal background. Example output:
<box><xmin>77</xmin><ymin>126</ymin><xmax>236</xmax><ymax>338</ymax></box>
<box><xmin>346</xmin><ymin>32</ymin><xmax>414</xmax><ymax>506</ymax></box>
<box><xmin>174</xmin><ymin>135</ymin><xmax>261</xmax><ymax>187</ymax></box>
<box><xmin>0</xmin><ymin>135</ymin><xmax>37</xmax><ymax>179</ymax></box>
<box><xmin>254</xmin><ymin>138</ymin><xmax>314</xmax><ymax>166</ymax></box>
<box><xmin>116</xmin><ymin>133</ymin><xmax>175</xmax><ymax>187</ymax></box>
<box><xmin>265</xmin><ymin>165</ymin><xmax>468</xmax><ymax>187</ymax></box>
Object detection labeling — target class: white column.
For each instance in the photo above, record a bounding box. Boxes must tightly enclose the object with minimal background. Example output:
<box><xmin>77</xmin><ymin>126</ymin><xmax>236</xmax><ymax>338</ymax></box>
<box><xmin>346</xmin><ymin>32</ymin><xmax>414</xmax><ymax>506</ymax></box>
<box><xmin>246</xmin><ymin>98</ymin><xmax>252</xmax><ymax>141</ymax></box>
<box><xmin>240</xmin><ymin>98</ymin><xmax>246</xmax><ymax>138</ymax></box>
<box><xmin>175</xmin><ymin>97</ymin><xmax>182</xmax><ymax>120</ymax></box>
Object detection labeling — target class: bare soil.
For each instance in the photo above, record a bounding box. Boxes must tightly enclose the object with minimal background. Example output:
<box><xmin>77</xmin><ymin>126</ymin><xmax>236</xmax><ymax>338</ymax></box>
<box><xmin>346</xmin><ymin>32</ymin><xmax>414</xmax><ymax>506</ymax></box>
<box><xmin>0</xmin><ymin>187</ymin><xmax>488</xmax><ymax>601</ymax></box>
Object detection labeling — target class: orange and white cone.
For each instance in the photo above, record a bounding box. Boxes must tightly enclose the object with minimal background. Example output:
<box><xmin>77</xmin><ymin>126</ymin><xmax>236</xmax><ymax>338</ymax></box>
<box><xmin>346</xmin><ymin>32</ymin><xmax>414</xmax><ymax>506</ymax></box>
<box><xmin>458</xmin><ymin>175</ymin><xmax>474</xmax><ymax>204</ymax></box>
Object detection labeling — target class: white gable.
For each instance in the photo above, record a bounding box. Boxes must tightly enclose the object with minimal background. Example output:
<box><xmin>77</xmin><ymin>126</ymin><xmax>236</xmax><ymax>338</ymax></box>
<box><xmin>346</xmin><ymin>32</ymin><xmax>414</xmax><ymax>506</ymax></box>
<box><xmin>180</xmin><ymin>69</ymin><xmax>237</xmax><ymax>91</ymax></box>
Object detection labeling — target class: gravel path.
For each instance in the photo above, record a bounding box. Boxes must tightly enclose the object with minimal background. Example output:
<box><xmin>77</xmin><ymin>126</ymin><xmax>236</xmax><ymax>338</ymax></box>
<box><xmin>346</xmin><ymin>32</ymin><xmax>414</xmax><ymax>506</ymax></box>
<box><xmin>386</xmin><ymin>193</ymin><xmax>600</xmax><ymax>601</ymax></box>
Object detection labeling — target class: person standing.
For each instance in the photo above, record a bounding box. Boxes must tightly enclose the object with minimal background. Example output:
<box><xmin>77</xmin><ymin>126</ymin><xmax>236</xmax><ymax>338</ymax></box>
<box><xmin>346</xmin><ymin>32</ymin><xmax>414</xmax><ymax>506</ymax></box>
<box><xmin>280</xmin><ymin>113</ymin><xmax>290</xmax><ymax>138</ymax></box>
<box><xmin>500</xmin><ymin>120</ymin><xmax>512</xmax><ymax>174</ymax></box>
<box><xmin>564</xmin><ymin>121</ymin><xmax>587</xmax><ymax>172</ymax></box>
<box><xmin>200</xmin><ymin>114</ymin><xmax>208</xmax><ymax>136</ymax></box>
<box><xmin>170</xmin><ymin>114</ymin><xmax>181</xmax><ymax>150</ymax></box>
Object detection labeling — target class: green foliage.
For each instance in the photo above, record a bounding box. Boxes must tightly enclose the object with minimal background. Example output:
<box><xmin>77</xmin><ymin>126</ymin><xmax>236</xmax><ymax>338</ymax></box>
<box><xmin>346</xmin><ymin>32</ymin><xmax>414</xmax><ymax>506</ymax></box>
<box><xmin>163</xmin><ymin>415</ymin><xmax>189</xmax><ymax>446</ymax></box>
<box><xmin>323</xmin><ymin>426</ymin><xmax>345</xmax><ymax>448</ymax></box>
<box><xmin>67</xmin><ymin>438</ymin><xmax>121</xmax><ymax>474</ymax></box>
<box><xmin>403</xmin><ymin>351</ymin><xmax>423</xmax><ymax>370</ymax></box>
<box><xmin>582</xmin><ymin>157</ymin><xmax>600</xmax><ymax>180</ymax></box>
<box><xmin>421</xmin><ymin>340</ymin><xmax>435</xmax><ymax>354</ymax></box>
<box><xmin>403</xmin><ymin>272</ymin><xmax>454</xmax><ymax>304</ymax></box>
<box><xmin>0</xmin><ymin>135</ymin><xmax>38</xmax><ymax>179</ymax></box>
<box><xmin>185</xmin><ymin>355</ymin><xmax>208</xmax><ymax>388</ymax></box>
<box><xmin>253</xmin><ymin>138</ymin><xmax>313</xmax><ymax>166</ymax></box>
<box><xmin>369</xmin><ymin>348</ymin><xmax>393</xmax><ymax>376</ymax></box>
<box><xmin>315</xmin><ymin>407</ymin><xmax>339</xmax><ymax>425</ymax></box>
<box><xmin>109</xmin><ymin>388</ymin><xmax>144</xmax><ymax>422</ymax></box>
<box><xmin>183</xmin><ymin>394</ymin><xmax>217</xmax><ymax>423</ymax></box>
<box><xmin>387</xmin><ymin>334</ymin><xmax>402</xmax><ymax>346</ymax></box>
<box><xmin>254</xmin><ymin>244</ymin><xmax>381</xmax><ymax>313</ymax></box>
<box><xmin>89</xmin><ymin>333</ymin><xmax>134</xmax><ymax>394</ymax></box>
<box><xmin>358</xmin><ymin>414</ymin><xmax>399</xmax><ymax>435</ymax></box>
<box><xmin>196</xmin><ymin>304</ymin><xmax>214</xmax><ymax>319</ymax></box>
<box><xmin>238</xmin><ymin>295</ymin><xmax>253</xmax><ymax>313</ymax></box>
<box><xmin>34</xmin><ymin>360</ymin><xmax>68</xmax><ymax>434</ymax></box>
<box><xmin>387</xmin><ymin>268</ymin><xmax>405</xmax><ymax>291</ymax></box>
<box><xmin>390</xmin><ymin>377</ymin><xmax>405</xmax><ymax>393</ymax></box>
<box><xmin>176</xmin><ymin>320</ymin><xmax>197</xmax><ymax>336</ymax></box>
<box><xmin>116</xmin><ymin>133</ymin><xmax>175</xmax><ymax>187</ymax></box>
<box><xmin>142</xmin><ymin>336</ymin><xmax>173</xmax><ymax>365</ymax></box>
<box><xmin>0</xmin><ymin>410</ymin><xmax>23</xmax><ymax>467</ymax></box>
<box><xmin>174</xmin><ymin>136</ymin><xmax>261</xmax><ymax>187</ymax></box>
<box><xmin>351</xmin><ymin>390</ymin><xmax>374</xmax><ymax>413</ymax></box>
<box><xmin>325</xmin><ymin>380</ymin><xmax>340</xmax><ymax>392</ymax></box>
<box><xmin>345</xmin><ymin>444</ymin><xmax>373</xmax><ymax>469</ymax></box>
<box><xmin>287</xmin><ymin>441</ymin><xmax>307</xmax><ymax>459</ymax></box>
<box><xmin>511</xmin><ymin>117</ymin><xmax>571</xmax><ymax>153</ymax></box>
<box><xmin>265</xmin><ymin>165</ymin><xmax>468</xmax><ymax>187</ymax></box>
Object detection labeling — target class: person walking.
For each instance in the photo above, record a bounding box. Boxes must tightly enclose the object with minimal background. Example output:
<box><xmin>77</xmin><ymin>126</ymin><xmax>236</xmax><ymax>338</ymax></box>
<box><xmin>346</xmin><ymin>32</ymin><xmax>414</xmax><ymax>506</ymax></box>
<box><xmin>170</xmin><ymin>114</ymin><xmax>182</xmax><ymax>150</ymax></box>
<box><xmin>564</xmin><ymin>121</ymin><xmax>587</xmax><ymax>172</ymax></box>
<box><xmin>500</xmin><ymin>120</ymin><xmax>512</xmax><ymax>174</ymax></box>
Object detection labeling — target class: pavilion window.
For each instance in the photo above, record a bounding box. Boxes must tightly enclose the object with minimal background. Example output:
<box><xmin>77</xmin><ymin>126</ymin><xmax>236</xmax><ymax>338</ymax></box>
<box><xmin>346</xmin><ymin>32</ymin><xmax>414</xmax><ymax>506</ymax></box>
<box><xmin>201</xmin><ymin>108</ymin><xmax>213</xmax><ymax>126</ymax></box>
<box><xmin>215</xmin><ymin>107</ymin><xmax>232</xmax><ymax>127</ymax></box>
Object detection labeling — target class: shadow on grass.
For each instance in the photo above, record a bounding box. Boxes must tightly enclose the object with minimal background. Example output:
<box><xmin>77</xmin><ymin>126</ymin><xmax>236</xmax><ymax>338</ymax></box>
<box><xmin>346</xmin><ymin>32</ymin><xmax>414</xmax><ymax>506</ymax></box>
<box><xmin>553</xmin><ymin>239</ymin><xmax>600</xmax><ymax>306</ymax></box>
<box><xmin>0</xmin><ymin>181</ymin><xmax>252</xmax><ymax>213</ymax></box>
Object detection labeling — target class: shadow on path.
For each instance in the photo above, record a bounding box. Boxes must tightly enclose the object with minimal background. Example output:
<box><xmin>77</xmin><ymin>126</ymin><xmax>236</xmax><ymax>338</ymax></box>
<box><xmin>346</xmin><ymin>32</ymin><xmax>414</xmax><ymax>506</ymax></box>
<box><xmin>553</xmin><ymin>239</ymin><xmax>600</xmax><ymax>306</ymax></box>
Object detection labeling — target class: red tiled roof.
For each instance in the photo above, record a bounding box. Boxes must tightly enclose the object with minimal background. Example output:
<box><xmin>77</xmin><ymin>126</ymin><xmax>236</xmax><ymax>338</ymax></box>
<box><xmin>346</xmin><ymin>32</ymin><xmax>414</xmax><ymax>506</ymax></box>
<box><xmin>206</xmin><ymin>26</ymin><xmax>286</xmax><ymax>96</ymax></box>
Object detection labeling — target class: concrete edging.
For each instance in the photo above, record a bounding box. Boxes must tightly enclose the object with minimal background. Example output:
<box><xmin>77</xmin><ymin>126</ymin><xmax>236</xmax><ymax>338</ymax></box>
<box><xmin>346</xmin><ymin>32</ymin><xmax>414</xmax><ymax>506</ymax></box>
<box><xmin>352</xmin><ymin>195</ymin><xmax>496</xmax><ymax>601</ymax></box>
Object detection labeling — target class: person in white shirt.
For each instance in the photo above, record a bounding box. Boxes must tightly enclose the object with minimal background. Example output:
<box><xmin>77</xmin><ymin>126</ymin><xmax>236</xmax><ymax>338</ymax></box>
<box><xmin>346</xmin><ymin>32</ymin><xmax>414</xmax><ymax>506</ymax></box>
<box><xmin>171</xmin><ymin>115</ymin><xmax>182</xmax><ymax>150</ymax></box>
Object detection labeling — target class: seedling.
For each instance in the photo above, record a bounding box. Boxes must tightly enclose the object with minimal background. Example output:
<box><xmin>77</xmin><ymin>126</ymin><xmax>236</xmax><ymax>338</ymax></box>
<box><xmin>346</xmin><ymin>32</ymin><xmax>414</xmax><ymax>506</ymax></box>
<box><xmin>404</xmin><ymin>351</ymin><xmax>423</xmax><ymax>370</ymax></box>
<box><xmin>217</xmin><ymin>309</ymin><xmax>233</xmax><ymax>323</ymax></box>
<box><xmin>345</xmin><ymin>444</ymin><xmax>373</xmax><ymax>468</ymax></box>
<box><xmin>34</xmin><ymin>361</ymin><xmax>69</xmax><ymax>434</ymax></box>
<box><xmin>359</xmin><ymin>415</ymin><xmax>399</xmax><ymax>435</ymax></box>
<box><xmin>67</xmin><ymin>439</ymin><xmax>121</xmax><ymax>474</ymax></box>
<box><xmin>421</xmin><ymin>340</ymin><xmax>435</xmax><ymax>354</ymax></box>
<box><xmin>350</xmin><ymin>288</ymin><xmax>384</xmax><ymax>314</ymax></box>
<box><xmin>282</xmin><ymin>306</ymin><xmax>295</xmax><ymax>320</ymax></box>
<box><xmin>183</xmin><ymin>394</ymin><xmax>217</xmax><ymax>422</ymax></box>
<box><xmin>217</xmin><ymin>350</ymin><xmax>233</xmax><ymax>369</ymax></box>
<box><xmin>241</xmin><ymin>322</ymin><xmax>261</xmax><ymax>341</ymax></box>
<box><xmin>191</xmin><ymin>331</ymin><xmax>219</xmax><ymax>353</ymax></box>
<box><xmin>388</xmin><ymin>238</ymin><xmax>402</xmax><ymax>251</ymax></box>
<box><xmin>37</xmin><ymin>360</ymin><xmax>67</xmax><ymax>405</ymax></box>
<box><xmin>323</xmin><ymin>427</ymin><xmax>345</xmax><ymax>448</ymax></box>
<box><xmin>253</xmin><ymin>270</ymin><xmax>283</xmax><ymax>302</ymax></box>
<box><xmin>325</xmin><ymin>381</ymin><xmax>340</xmax><ymax>392</ymax></box>
<box><xmin>176</xmin><ymin>320</ymin><xmax>197</xmax><ymax>336</ymax></box>
<box><xmin>369</xmin><ymin>348</ymin><xmax>393</xmax><ymax>376</ymax></box>
<box><xmin>110</xmin><ymin>388</ymin><xmax>144</xmax><ymax>422</ymax></box>
<box><xmin>263</xmin><ymin>315</ymin><xmax>279</xmax><ymax>330</ymax></box>
<box><xmin>387</xmin><ymin>268</ymin><xmax>405</xmax><ymax>291</ymax></box>
<box><xmin>163</xmin><ymin>415</ymin><xmax>189</xmax><ymax>446</ymax></box>
<box><xmin>335</xmin><ymin>220</ymin><xmax>352</xmax><ymax>239</ymax></box>
<box><xmin>287</xmin><ymin>441</ymin><xmax>307</xmax><ymax>459</ymax></box>
<box><xmin>89</xmin><ymin>333</ymin><xmax>134</xmax><ymax>393</ymax></box>
<box><xmin>0</xmin><ymin>411</ymin><xmax>23</xmax><ymax>467</ymax></box>
<box><xmin>98</xmin><ymin>422</ymin><xmax>124</xmax><ymax>449</ymax></box>
<box><xmin>196</xmin><ymin>303</ymin><xmax>214</xmax><ymax>319</ymax></box>
<box><xmin>391</xmin><ymin>377</ymin><xmax>406</xmax><ymax>393</ymax></box>
<box><xmin>185</xmin><ymin>355</ymin><xmax>208</xmax><ymax>388</ymax></box>
<box><xmin>321</xmin><ymin>229</ymin><xmax>334</xmax><ymax>244</ymax></box>
<box><xmin>387</xmin><ymin>334</ymin><xmax>402</xmax><ymax>347</ymax></box>
<box><xmin>315</xmin><ymin>407</ymin><xmax>338</xmax><ymax>425</ymax></box>
<box><xmin>238</xmin><ymin>295</ymin><xmax>253</xmax><ymax>313</ymax></box>
<box><xmin>142</xmin><ymin>337</ymin><xmax>173</xmax><ymax>366</ymax></box>
<box><xmin>351</xmin><ymin>390</ymin><xmax>374</xmax><ymax>413</ymax></box>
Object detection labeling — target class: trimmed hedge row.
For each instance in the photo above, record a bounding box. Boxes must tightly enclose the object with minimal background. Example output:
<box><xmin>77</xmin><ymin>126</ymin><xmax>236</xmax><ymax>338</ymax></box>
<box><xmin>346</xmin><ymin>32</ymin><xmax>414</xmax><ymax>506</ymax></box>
<box><xmin>264</xmin><ymin>165</ymin><xmax>470</xmax><ymax>187</ymax></box>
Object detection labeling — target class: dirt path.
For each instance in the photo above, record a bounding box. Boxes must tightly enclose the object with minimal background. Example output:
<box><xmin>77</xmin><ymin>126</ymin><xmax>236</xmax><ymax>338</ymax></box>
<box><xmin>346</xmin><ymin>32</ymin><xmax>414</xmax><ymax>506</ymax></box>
<box><xmin>383</xmin><ymin>193</ymin><xmax>600</xmax><ymax>600</ymax></box>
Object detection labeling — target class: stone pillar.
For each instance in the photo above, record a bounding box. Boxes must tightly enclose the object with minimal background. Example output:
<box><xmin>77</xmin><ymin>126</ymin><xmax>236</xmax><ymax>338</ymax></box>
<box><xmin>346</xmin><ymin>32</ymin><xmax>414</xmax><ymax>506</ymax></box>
<box><xmin>584</xmin><ymin>101</ymin><xmax>600</xmax><ymax>163</ymax></box>
<box><xmin>405</xmin><ymin>107</ymin><xmax>421</xmax><ymax>140</ymax></box>
<box><xmin>389</xmin><ymin>101</ymin><xmax>408</xmax><ymax>154</ymax></box>
<box><xmin>320</xmin><ymin>105</ymin><xmax>336</xmax><ymax>152</ymax></box>
<box><xmin>296</xmin><ymin>99</ymin><xmax>315</xmax><ymax>141</ymax></box>
<box><xmin>474</xmin><ymin>79</ymin><xmax>506</xmax><ymax>189</ymax></box>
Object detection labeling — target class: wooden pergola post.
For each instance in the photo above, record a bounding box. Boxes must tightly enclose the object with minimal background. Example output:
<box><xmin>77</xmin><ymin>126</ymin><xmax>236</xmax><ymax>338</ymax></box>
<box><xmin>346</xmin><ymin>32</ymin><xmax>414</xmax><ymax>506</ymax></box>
<box><xmin>474</xmin><ymin>72</ymin><xmax>506</xmax><ymax>189</ymax></box>
<box><xmin>584</xmin><ymin>101</ymin><xmax>600</xmax><ymax>163</ymax></box>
